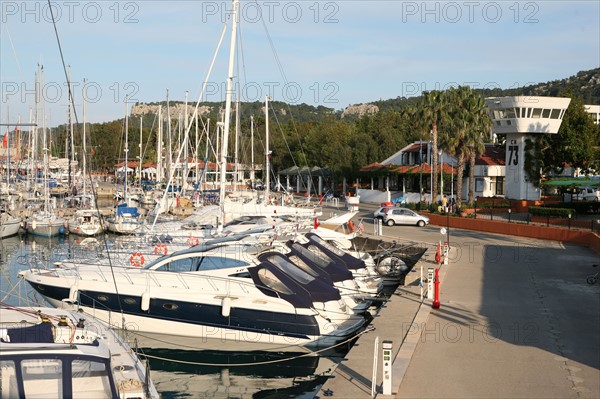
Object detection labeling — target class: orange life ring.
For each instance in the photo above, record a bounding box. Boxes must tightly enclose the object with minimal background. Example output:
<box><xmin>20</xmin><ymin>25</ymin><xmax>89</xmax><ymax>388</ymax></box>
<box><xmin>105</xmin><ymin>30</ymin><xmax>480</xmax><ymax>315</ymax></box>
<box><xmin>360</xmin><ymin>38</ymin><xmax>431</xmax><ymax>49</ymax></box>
<box><xmin>130</xmin><ymin>252</ymin><xmax>145</xmax><ymax>267</ymax></box>
<box><xmin>154</xmin><ymin>244</ymin><xmax>168</xmax><ymax>255</ymax></box>
<box><xmin>187</xmin><ymin>236</ymin><xmax>200</xmax><ymax>247</ymax></box>
<box><xmin>348</xmin><ymin>220</ymin><xmax>355</xmax><ymax>232</ymax></box>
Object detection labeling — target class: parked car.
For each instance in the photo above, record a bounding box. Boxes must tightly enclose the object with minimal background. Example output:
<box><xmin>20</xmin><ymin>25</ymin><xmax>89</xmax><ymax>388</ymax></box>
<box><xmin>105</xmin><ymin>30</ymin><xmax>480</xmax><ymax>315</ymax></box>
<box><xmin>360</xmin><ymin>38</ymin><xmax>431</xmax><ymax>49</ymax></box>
<box><xmin>382</xmin><ymin>207</ymin><xmax>429</xmax><ymax>227</ymax></box>
<box><xmin>373</xmin><ymin>206</ymin><xmax>392</xmax><ymax>220</ymax></box>
<box><xmin>577</xmin><ymin>187</ymin><xmax>600</xmax><ymax>201</ymax></box>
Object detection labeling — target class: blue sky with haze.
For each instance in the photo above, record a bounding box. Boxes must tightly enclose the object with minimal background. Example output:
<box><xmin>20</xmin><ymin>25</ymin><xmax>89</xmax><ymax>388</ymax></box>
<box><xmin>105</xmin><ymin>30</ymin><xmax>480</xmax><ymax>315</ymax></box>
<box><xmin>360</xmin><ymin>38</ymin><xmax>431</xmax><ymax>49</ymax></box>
<box><xmin>1</xmin><ymin>0</ymin><xmax>599</xmax><ymax>124</ymax></box>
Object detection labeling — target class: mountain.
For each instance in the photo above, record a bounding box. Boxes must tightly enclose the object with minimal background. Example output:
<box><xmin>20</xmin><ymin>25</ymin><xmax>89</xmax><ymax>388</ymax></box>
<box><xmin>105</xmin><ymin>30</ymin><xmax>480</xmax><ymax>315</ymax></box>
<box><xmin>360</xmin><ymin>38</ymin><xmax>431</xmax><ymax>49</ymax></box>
<box><xmin>348</xmin><ymin>68</ymin><xmax>600</xmax><ymax>115</ymax></box>
<box><xmin>129</xmin><ymin>68</ymin><xmax>599</xmax><ymax>121</ymax></box>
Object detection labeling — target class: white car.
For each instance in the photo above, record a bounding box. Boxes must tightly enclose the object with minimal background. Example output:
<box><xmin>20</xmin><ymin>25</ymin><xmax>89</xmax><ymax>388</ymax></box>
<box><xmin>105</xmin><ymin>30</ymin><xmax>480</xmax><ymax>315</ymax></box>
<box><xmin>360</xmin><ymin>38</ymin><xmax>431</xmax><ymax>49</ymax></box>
<box><xmin>373</xmin><ymin>207</ymin><xmax>392</xmax><ymax>220</ymax></box>
<box><xmin>577</xmin><ymin>187</ymin><xmax>600</xmax><ymax>201</ymax></box>
<box><xmin>382</xmin><ymin>207</ymin><xmax>429</xmax><ymax>227</ymax></box>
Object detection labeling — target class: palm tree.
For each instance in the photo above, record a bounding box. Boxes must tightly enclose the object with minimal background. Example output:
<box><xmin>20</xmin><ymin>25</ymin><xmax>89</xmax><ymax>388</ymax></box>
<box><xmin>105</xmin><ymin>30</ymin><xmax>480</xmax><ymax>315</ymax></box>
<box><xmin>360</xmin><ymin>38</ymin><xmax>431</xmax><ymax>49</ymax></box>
<box><xmin>464</xmin><ymin>94</ymin><xmax>492</xmax><ymax>203</ymax></box>
<box><xmin>416</xmin><ymin>90</ymin><xmax>448</xmax><ymax>204</ymax></box>
<box><xmin>443</xmin><ymin>87</ymin><xmax>469</xmax><ymax>207</ymax></box>
<box><xmin>442</xmin><ymin>86</ymin><xmax>491</xmax><ymax>208</ymax></box>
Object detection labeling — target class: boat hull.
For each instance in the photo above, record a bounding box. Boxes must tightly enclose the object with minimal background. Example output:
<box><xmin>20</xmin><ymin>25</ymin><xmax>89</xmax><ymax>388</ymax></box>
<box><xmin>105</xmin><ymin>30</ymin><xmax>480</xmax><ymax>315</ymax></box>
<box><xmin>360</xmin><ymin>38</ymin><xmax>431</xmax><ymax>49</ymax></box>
<box><xmin>0</xmin><ymin>219</ymin><xmax>21</xmax><ymax>238</ymax></box>
<box><xmin>28</xmin><ymin>281</ymin><xmax>365</xmax><ymax>349</ymax></box>
<box><xmin>25</xmin><ymin>221</ymin><xmax>66</xmax><ymax>237</ymax></box>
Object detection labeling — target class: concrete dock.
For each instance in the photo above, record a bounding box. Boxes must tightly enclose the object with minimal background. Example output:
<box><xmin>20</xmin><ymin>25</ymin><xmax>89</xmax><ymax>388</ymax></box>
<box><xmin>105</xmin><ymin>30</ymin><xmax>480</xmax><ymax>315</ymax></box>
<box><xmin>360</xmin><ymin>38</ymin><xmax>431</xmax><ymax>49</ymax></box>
<box><xmin>319</xmin><ymin>204</ymin><xmax>600</xmax><ymax>398</ymax></box>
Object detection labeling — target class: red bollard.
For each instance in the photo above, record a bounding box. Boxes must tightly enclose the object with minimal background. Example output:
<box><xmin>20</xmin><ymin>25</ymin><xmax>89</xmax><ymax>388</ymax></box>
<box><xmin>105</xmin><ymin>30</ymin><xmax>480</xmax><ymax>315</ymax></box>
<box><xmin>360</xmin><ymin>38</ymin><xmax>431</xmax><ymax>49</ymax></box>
<box><xmin>432</xmin><ymin>268</ymin><xmax>441</xmax><ymax>309</ymax></box>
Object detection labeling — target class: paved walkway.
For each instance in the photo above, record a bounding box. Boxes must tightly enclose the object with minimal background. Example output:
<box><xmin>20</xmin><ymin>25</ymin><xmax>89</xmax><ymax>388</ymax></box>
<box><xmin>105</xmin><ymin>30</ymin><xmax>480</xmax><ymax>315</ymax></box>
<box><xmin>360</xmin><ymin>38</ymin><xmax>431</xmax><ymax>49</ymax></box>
<box><xmin>319</xmin><ymin>204</ymin><xmax>600</xmax><ymax>399</ymax></box>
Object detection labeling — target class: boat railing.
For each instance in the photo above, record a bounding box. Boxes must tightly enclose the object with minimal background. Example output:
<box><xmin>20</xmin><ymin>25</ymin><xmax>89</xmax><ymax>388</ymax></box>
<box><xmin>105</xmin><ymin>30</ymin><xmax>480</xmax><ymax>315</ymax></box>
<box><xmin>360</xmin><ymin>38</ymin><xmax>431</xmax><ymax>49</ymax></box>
<box><xmin>68</xmin><ymin>265</ymin><xmax>282</xmax><ymax>300</ymax></box>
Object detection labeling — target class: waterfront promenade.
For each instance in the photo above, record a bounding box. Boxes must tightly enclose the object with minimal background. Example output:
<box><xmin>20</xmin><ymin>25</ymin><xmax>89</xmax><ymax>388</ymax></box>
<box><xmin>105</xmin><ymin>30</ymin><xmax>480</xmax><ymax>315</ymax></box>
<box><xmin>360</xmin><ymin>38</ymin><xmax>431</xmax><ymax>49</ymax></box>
<box><xmin>318</xmin><ymin>202</ymin><xmax>600</xmax><ymax>398</ymax></box>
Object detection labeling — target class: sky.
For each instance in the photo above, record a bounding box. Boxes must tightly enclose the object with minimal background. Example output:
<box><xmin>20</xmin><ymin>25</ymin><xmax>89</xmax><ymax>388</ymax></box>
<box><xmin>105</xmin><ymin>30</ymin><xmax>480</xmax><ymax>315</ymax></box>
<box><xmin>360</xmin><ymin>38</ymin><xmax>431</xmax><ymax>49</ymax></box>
<box><xmin>1</xmin><ymin>0</ymin><xmax>599</xmax><ymax>125</ymax></box>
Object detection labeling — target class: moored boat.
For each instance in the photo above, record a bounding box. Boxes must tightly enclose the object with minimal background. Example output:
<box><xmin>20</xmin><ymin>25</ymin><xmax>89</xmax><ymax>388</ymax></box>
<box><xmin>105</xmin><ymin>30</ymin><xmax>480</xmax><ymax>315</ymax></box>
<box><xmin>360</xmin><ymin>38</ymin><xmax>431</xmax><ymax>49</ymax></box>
<box><xmin>0</xmin><ymin>304</ymin><xmax>159</xmax><ymax>399</ymax></box>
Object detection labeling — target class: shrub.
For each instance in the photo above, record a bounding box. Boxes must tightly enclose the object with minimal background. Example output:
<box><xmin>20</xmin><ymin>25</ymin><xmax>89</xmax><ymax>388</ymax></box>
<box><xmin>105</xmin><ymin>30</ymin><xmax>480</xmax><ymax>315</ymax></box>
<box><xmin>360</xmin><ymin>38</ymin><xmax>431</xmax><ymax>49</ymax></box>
<box><xmin>529</xmin><ymin>206</ymin><xmax>575</xmax><ymax>218</ymax></box>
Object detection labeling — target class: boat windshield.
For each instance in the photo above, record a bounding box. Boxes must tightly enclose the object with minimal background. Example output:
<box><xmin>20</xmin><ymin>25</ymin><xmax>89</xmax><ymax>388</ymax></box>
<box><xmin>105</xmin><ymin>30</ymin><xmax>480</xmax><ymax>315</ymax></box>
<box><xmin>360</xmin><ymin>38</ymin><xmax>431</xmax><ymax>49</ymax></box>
<box><xmin>257</xmin><ymin>268</ymin><xmax>293</xmax><ymax>295</ymax></box>
<box><xmin>265</xmin><ymin>255</ymin><xmax>316</xmax><ymax>285</ymax></box>
<box><xmin>1</xmin><ymin>357</ymin><xmax>115</xmax><ymax>399</ymax></box>
<box><xmin>287</xmin><ymin>255</ymin><xmax>320</xmax><ymax>277</ymax></box>
<box><xmin>290</xmin><ymin>243</ymin><xmax>330</xmax><ymax>269</ymax></box>
<box><xmin>309</xmin><ymin>235</ymin><xmax>346</xmax><ymax>257</ymax></box>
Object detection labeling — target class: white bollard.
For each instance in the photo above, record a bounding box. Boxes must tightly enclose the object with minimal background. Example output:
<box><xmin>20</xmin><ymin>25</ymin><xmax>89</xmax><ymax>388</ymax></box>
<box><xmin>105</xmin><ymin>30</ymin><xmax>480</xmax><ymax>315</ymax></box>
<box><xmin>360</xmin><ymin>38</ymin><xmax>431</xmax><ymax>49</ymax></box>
<box><xmin>427</xmin><ymin>268</ymin><xmax>434</xmax><ymax>299</ymax></box>
<box><xmin>382</xmin><ymin>340</ymin><xmax>394</xmax><ymax>395</ymax></box>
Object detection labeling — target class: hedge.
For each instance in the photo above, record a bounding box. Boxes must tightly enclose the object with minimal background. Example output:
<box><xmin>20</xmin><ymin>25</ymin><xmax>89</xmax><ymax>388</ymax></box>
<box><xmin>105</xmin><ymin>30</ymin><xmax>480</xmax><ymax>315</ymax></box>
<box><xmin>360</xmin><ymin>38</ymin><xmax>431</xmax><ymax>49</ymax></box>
<box><xmin>549</xmin><ymin>202</ymin><xmax>600</xmax><ymax>214</ymax></box>
<box><xmin>529</xmin><ymin>206</ymin><xmax>575</xmax><ymax>218</ymax></box>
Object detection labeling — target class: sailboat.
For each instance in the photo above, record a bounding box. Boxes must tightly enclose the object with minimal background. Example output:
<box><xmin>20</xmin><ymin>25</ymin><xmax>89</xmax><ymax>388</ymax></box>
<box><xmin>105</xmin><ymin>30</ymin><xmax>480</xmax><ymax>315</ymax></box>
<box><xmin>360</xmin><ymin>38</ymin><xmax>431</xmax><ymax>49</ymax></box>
<box><xmin>24</xmin><ymin>65</ymin><xmax>68</xmax><ymax>238</ymax></box>
<box><xmin>68</xmin><ymin>79</ymin><xmax>105</xmax><ymax>236</ymax></box>
<box><xmin>106</xmin><ymin>97</ymin><xmax>142</xmax><ymax>235</ymax></box>
<box><xmin>0</xmin><ymin>122</ymin><xmax>22</xmax><ymax>239</ymax></box>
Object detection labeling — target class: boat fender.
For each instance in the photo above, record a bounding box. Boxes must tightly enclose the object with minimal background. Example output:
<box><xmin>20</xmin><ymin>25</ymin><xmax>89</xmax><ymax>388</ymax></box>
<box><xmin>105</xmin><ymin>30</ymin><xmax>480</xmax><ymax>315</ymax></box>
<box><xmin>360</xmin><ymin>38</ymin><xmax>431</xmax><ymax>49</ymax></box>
<box><xmin>141</xmin><ymin>292</ymin><xmax>150</xmax><ymax>312</ymax></box>
<box><xmin>221</xmin><ymin>297</ymin><xmax>231</xmax><ymax>317</ymax></box>
<box><xmin>59</xmin><ymin>226</ymin><xmax>66</xmax><ymax>235</ymax></box>
<box><xmin>129</xmin><ymin>252</ymin><xmax>145</xmax><ymax>267</ymax></box>
<box><xmin>68</xmin><ymin>285</ymin><xmax>78</xmax><ymax>302</ymax></box>
<box><xmin>187</xmin><ymin>236</ymin><xmax>200</xmax><ymax>247</ymax></box>
<box><xmin>154</xmin><ymin>243</ymin><xmax>168</xmax><ymax>255</ymax></box>
<box><xmin>348</xmin><ymin>220</ymin><xmax>355</xmax><ymax>232</ymax></box>
<box><xmin>31</xmin><ymin>220</ymin><xmax>37</xmax><ymax>231</ymax></box>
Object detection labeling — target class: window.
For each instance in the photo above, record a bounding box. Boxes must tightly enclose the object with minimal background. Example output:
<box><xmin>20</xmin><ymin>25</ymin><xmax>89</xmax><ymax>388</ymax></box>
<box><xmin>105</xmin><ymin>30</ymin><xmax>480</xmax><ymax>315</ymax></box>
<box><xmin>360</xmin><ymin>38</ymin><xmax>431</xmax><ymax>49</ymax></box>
<box><xmin>288</xmin><ymin>255</ymin><xmax>319</xmax><ymax>277</ymax></box>
<box><xmin>531</xmin><ymin>108</ymin><xmax>542</xmax><ymax>118</ymax></box>
<box><xmin>21</xmin><ymin>359</ymin><xmax>63</xmax><ymax>398</ymax></box>
<box><xmin>0</xmin><ymin>360</ymin><xmax>17</xmax><ymax>399</ymax></box>
<box><xmin>197</xmin><ymin>256</ymin><xmax>249</xmax><ymax>271</ymax></box>
<box><xmin>267</xmin><ymin>255</ymin><xmax>315</xmax><ymax>284</ymax></box>
<box><xmin>291</xmin><ymin>243</ymin><xmax>330</xmax><ymax>269</ymax></box>
<box><xmin>542</xmin><ymin>109</ymin><xmax>551</xmax><ymax>118</ymax></box>
<box><xmin>505</xmin><ymin>108</ymin><xmax>516</xmax><ymax>118</ymax></box>
<box><xmin>550</xmin><ymin>109</ymin><xmax>561</xmax><ymax>119</ymax></box>
<box><xmin>309</xmin><ymin>235</ymin><xmax>345</xmax><ymax>257</ymax></box>
<box><xmin>257</xmin><ymin>268</ymin><xmax>293</xmax><ymax>294</ymax></box>
<box><xmin>490</xmin><ymin>177</ymin><xmax>504</xmax><ymax>196</ymax></box>
<box><xmin>156</xmin><ymin>257</ymin><xmax>195</xmax><ymax>272</ymax></box>
<box><xmin>475</xmin><ymin>178</ymin><xmax>484</xmax><ymax>193</ymax></box>
<box><xmin>72</xmin><ymin>360</ymin><xmax>112</xmax><ymax>399</ymax></box>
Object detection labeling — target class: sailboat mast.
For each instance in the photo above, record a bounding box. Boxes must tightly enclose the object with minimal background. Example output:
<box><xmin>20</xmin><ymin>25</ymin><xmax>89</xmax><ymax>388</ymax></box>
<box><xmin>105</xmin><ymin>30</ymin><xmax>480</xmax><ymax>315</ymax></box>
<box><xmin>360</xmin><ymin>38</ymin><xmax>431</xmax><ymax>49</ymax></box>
<box><xmin>157</xmin><ymin>105</ymin><xmax>163</xmax><ymax>182</ymax></box>
<box><xmin>250</xmin><ymin>115</ymin><xmax>255</xmax><ymax>181</ymax></box>
<box><xmin>67</xmin><ymin>66</ymin><xmax>73</xmax><ymax>188</ymax></box>
<box><xmin>166</xmin><ymin>90</ymin><xmax>172</xmax><ymax>181</ymax></box>
<box><xmin>82</xmin><ymin>79</ymin><xmax>87</xmax><ymax>195</ymax></box>
<box><xmin>139</xmin><ymin>117</ymin><xmax>143</xmax><ymax>185</ymax></box>
<box><xmin>194</xmin><ymin>112</ymin><xmax>199</xmax><ymax>188</ymax></box>
<box><xmin>41</xmin><ymin>66</ymin><xmax>49</xmax><ymax>213</ymax></box>
<box><xmin>183</xmin><ymin>91</ymin><xmax>189</xmax><ymax>193</ymax></box>
<box><xmin>219</xmin><ymin>0</ymin><xmax>240</xmax><ymax>214</ymax></box>
<box><xmin>124</xmin><ymin>96</ymin><xmax>129</xmax><ymax>203</ymax></box>
<box><xmin>265</xmin><ymin>95</ymin><xmax>270</xmax><ymax>200</ymax></box>
<box><xmin>234</xmin><ymin>98</ymin><xmax>240</xmax><ymax>192</ymax></box>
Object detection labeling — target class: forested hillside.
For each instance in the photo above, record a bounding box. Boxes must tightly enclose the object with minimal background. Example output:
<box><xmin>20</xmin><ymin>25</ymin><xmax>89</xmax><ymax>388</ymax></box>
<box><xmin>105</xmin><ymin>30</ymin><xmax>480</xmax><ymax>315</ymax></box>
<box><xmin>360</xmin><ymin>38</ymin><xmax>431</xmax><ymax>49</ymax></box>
<box><xmin>46</xmin><ymin>68</ymin><xmax>598</xmax><ymax>179</ymax></box>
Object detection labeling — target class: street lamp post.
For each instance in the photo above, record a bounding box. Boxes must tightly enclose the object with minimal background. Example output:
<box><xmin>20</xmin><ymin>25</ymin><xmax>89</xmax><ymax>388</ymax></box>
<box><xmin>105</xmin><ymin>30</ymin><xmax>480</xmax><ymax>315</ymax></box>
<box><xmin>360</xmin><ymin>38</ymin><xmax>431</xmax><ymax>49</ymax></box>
<box><xmin>568</xmin><ymin>213</ymin><xmax>572</xmax><ymax>230</ymax></box>
<box><xmin>439</xmin><ymin>149</ymin><xmax>443</xmax><ymax>202</ymax></box>
<box><xmin>508</xmin><ymin>208</ymin><xmax>512</xmax><ymax>223</ymax></box>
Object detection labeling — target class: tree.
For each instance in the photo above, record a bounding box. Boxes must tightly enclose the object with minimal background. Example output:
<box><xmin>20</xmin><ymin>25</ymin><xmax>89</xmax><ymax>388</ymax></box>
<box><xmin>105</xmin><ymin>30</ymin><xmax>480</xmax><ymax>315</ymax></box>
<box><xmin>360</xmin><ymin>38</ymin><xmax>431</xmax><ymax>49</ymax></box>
<box><xmin>415</xmin><ymin>91</ymin><xmax>449</xmax><ymax>203</ymax></box>
<box><xmin>464</xmin><ymin>93</ymin><xmax>491</xmax><ymax>203</ymax></box>
<box><xmin>442</xmin><ymin>87</ymin><xmax>491</xmax><ymax>207</ymax></box>
<box><xmin>523</xmin><ymin>93</ymin><xmax>599</xmax><ymax>184</ymax></box>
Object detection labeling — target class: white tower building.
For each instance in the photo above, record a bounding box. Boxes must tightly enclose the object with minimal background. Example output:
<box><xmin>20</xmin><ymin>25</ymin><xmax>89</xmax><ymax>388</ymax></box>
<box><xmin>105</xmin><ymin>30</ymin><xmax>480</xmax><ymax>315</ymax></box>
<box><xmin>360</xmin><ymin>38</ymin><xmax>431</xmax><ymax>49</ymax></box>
<box><xmin>485</xmin><ymin>96</ymin><xmax>571</xmax><ymax>200</ymax></box>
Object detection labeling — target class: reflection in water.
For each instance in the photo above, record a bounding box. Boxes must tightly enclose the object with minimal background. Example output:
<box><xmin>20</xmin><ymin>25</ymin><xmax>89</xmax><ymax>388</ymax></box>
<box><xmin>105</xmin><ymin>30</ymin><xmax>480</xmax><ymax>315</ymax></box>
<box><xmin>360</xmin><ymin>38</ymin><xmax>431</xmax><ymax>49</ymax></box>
<box><xmin>143</xmin><ymin>348</ymin><xmax>340</xmax><ymax>399</ymax></box>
